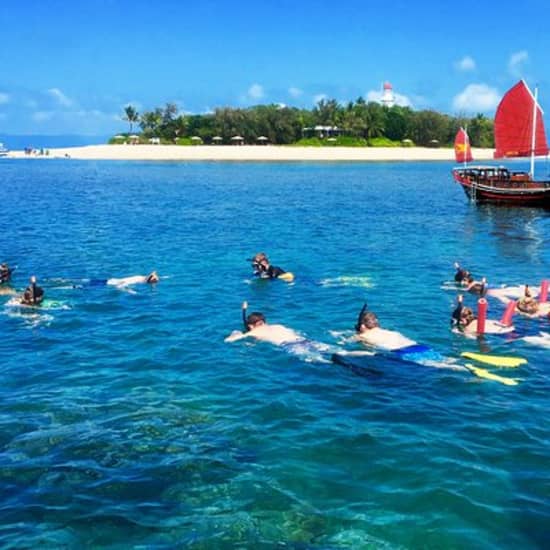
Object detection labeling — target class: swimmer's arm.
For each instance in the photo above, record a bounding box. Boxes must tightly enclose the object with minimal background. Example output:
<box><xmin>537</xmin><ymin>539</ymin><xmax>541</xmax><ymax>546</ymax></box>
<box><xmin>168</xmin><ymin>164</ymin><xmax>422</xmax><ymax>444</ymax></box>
<box><xmin>224</xmin><ymin>330</ymin><xmax>251</xmax><ymax>343</ymax></box>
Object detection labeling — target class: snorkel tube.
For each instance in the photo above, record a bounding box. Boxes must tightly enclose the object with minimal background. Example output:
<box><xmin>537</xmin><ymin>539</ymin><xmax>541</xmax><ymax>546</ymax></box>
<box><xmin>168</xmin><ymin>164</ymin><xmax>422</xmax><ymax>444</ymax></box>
<box><xmin>451</xmin><ymin>295</ymin><xmax>464</xmax><ymax>330</ymax></box>
<box><xmin>242</xmin><ymin>301</ymin><xmax>249</xmax><ymax>332</ymax></box>
<box><xmin>355</xmin><ymin>303</ymin><xmax>368</xmax><ymax>332</ymax></box>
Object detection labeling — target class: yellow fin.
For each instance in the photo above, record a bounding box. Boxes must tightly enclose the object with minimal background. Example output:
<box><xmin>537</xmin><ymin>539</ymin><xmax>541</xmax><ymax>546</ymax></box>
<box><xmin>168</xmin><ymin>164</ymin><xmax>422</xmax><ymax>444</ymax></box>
<box><xmin>465</xmin><ymin>364</ymin><xmax>518</xmax><ymax>386</ymax></box>
<box><xmin>278</xmin><ymin>272</ymin><xmax>294</xmax><ymax>282</ymax></box>
<box><xmin>461</xmin><ymin>352</ymin><xmax>527</xmax><ymax>368</ymax></box>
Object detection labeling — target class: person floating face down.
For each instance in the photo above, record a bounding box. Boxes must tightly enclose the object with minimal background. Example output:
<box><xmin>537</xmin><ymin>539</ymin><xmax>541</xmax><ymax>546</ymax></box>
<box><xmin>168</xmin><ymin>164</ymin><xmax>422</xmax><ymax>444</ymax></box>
<box><xmin>450</xmin><ymin>294</ymin><xmax>514</xmax><ymax>335</ymax></box>
<box><xmin>451</xmin><ymin>295</ymin><xmax>476</xmax><ymax>332</ymax></box>
<box><xmin>224</xmin><ymin>301</ymin><xmax>303</xmax><ymax>346</ymax></box>
<box><xmin>516</xmin><ymin>285</ymin><xmax>539</xmax><ymax>315</ymax></box>
<box><xmin>354</xmin><ymin>305</ymin><xmax>417</xmax><ymax>351</ymax></box>
<box><xmin>249</xmin><ymin>252</ymin><xmax>286</xmax><ymax>279</ymax></box>
<box><xmin>0</xmin><ymin>263</ymin><xmax>12</xmax><ymax>284</ymax></box>
<box><xmin>454</xmin><ymin>262</ymin><xmax>471</xmax><ymax>284</ymax></box>
<box><xmin>21</xmin><ymin>275</ymin><xmax>44</xmax><ymax>306</ymax></box>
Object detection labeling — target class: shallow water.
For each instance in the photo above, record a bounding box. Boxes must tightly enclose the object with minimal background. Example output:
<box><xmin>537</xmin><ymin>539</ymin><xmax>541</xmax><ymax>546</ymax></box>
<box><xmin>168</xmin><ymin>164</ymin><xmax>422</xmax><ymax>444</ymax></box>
<box><xmin>0</xmin><ymin>159</ymin><xmax>549</xmax><ymax>548</ymax></box>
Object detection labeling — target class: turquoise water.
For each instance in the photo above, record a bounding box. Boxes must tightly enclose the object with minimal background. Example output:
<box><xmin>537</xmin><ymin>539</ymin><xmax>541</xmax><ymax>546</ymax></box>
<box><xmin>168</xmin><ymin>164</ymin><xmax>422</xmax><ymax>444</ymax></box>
<box><xmin>0</xmin><ymin>159</ymin><xmax>549</xmax><ymax>549</ymax></box>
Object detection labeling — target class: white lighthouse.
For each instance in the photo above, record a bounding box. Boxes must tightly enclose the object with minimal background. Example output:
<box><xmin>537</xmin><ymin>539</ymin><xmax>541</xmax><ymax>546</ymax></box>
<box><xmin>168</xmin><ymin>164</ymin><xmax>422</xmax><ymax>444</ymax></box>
<box><xmin>380</xmin><ymin>81</ymin><xmax>395</xmax><ymax>107</ymax></box>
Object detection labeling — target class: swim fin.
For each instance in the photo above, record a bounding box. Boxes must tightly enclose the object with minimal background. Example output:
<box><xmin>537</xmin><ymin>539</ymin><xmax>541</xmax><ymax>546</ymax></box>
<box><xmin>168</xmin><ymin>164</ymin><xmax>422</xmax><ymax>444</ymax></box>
<box><xmin>464</xmin><ymin>363</ymin><xmax>519</xmax><ymax>386</ymax></box>
<box><xmin>461</xmin><ymin>351</ymin><xmax>527</xmax><ymax>368</ymax></box>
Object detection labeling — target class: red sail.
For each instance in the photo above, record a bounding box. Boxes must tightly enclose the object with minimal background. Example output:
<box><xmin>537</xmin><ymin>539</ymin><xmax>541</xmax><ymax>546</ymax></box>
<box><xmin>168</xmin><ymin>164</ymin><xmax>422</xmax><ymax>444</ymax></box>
<box><xmin>454</xmin><ymin>127</ymin><xmax>473</xmax><ymax>163</ymax></box>
<box><xmin>494</xmin><ymin>80</ymin><xmax>549</xmax><ymax>159</ymax></box>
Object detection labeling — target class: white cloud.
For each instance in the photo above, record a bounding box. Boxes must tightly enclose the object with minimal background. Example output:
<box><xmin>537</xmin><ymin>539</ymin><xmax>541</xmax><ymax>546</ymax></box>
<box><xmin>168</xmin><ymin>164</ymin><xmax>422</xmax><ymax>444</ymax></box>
<box><xmin>366</xmin><ymin>89</ymin><xmax>412</xmax><ymax>107</ymax></box>
<box><xmin>455</xmin><ymin>56</ymin><xmax>476</xmax><ymax>71</ymax></box>
<box><xmin>452</xmin><ymin>83</ymin><xmax>500</xmax><ymax>112</ymax></box>
<box><xmin>288</xmin><ymin>87</ymin><xmax>303</xmax><ymax>98</ymax></box>
<box><xmin>313</xmin><ymin>93</ymin><xmax>327</xmax><ymax>105</ymax></box>
<box><xmin>0</xmin><ymin>92</ymin><xmax>10</xmax><ymax>104</ymax></box>
<box><xmin>32</xmin><ymin>111</ymin><xmax>54</xmax><ymax>122</ymax></box>
<box><xmin>47</xmin><ymin>87</ymin><xmax>73</xmax><ymax>107</ymax></box>
<box><xmin>247</xmin><ymin>83</ymin><xmax>264</xmax><ymax>100</ymax></box>
<box><xmin>509</xmin><ymin>50</ymin><xmax>528</xmax><ymax>76</ymax></box>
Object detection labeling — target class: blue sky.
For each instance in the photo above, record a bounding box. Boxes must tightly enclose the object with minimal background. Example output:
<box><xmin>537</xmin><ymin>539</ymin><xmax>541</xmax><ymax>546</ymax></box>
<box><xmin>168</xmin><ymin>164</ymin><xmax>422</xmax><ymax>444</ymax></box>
<box><xmin>1</xmin><ymin>0</ymin><xmax>550</xmax><ymax>135</ymax></box>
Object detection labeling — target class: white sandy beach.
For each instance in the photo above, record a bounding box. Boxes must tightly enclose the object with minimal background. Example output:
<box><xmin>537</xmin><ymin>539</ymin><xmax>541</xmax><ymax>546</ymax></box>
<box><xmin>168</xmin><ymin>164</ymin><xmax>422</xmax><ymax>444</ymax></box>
<box><xmin>6</xmin><ymin>144</ymin><xmax>496</xmax><ymax>162</ymax></box>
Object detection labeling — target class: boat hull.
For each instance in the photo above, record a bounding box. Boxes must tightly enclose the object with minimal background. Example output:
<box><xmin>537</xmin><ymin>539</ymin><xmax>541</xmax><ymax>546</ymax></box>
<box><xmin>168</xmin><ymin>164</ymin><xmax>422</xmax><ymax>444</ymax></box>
<box><xmin>452</xmin><ymin>167</ymin><xmax>550</xmax><ymax>207</ymax></box>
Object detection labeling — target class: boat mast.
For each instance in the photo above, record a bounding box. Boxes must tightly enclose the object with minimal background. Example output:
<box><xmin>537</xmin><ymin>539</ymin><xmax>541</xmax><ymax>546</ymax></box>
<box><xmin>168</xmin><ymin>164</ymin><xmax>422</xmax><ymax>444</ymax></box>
<box><xmin>530</xmin><ymin>85</ymin><xmax>538</xmax><ymax>179</ymax></box>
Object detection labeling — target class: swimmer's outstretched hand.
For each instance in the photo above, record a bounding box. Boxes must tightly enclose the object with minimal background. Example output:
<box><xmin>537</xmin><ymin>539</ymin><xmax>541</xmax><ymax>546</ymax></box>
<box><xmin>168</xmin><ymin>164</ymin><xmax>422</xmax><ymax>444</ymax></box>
<box><xmin>225</xmin><ymin>330</ymin><xmax>245</xmax><ymax>343</ymax></box>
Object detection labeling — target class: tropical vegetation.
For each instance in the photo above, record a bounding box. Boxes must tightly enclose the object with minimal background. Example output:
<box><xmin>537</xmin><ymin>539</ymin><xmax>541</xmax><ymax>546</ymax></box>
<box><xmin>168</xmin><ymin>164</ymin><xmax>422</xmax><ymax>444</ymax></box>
<box><xmin>112</xmin><ymin>99</ymin><xmax>494</xmax><ymax>147</ymax></box>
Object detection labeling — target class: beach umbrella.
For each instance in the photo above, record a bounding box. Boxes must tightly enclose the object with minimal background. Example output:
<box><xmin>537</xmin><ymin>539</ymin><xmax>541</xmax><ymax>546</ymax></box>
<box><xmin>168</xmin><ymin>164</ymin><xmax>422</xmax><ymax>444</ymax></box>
<box><xmin>191</xmin><ymin>136</ymin><xmax>203</xmax><ymax>142</ymax></box>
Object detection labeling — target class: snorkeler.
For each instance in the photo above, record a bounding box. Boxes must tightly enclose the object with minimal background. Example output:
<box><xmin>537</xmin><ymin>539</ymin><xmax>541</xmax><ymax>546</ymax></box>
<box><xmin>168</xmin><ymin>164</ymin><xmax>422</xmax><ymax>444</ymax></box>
<box><xmin>353</xmin><ymin>304</ymin><xmax>417</xmax><ymax>351</ymax></box>
<box><xmin>20</xmin><ymin>275</ymin><xmax>44</xmax><ymax>306</ymax></box>
<box><xmin>451</xmin><ymin>294</ymin><xmax>514</xmax><ymax>335</ymax></box>
<box><xmin>0</xmin><ymin>263</ymin><xmax>13</xmax><ymax>284</ymax></box>
<box><xmin>453</xmin><ymin>262</ymin><xmax>471</xmax><ymax>284</ymax></box>
<box><xmin>225</xmin><ymin>301</ymin><xmax>304</xmax><ymax>345</ymax></box>
<box><xmin>348</xmin><ymin>303</ymin><xmax>463</xmax><ymax>369</ymax></box>
<box><xmin>515</xmin><ymin>285</ymin><xmax>550</xmax><ymax>317</ymax></box>
<box><xmin>106</xmin><ymin>271</ymin><xmax>160</xmax><ymax>288</ymax></box>
<box><xmin>0</xmin><ymin>263</ymin><xmax>17</xmax><ymax>295</ymax></box>
<box><xmin>463</xmin><ymin>275</ymin><xmax>487</xmax><ymax>296</ymax></box>
<box><xmin>249</xmin><ymin>253</ymin><xmax>288</xmax><ymax>280</ymax></box>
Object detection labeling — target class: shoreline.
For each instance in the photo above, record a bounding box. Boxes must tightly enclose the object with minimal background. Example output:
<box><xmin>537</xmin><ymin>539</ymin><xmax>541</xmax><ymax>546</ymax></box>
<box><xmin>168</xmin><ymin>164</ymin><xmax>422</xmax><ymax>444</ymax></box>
<box><xmin>5</xmin><ymin>144</ymin><xmax>496</xmax><ymax>162</ymax></box>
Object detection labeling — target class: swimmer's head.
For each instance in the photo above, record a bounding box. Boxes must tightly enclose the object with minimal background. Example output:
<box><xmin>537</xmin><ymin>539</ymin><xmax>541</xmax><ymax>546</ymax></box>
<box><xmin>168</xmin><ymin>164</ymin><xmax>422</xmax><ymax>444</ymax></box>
<box><xmin>359</xmin><ymin>311</ymin><xmax>379</xmax><ymax>331</ymax></box>
<box><xmin>146</xmin><ymin>271</ymin><xmax>159</xmax><ymax>284</ymax></box>
<box><xmin>460</xmin><ymin>307</ymin><xmax>475</xmax><ymax>326</ymax></box>
<box><xmin>246</xmin><ymin>312</ymin><xmax>266</xmax><ymax>329</ymax></box>
<box><xmin>249</xmin><ymin>252</ymin><xmax>269</xmax><ymax>270</ymax></box>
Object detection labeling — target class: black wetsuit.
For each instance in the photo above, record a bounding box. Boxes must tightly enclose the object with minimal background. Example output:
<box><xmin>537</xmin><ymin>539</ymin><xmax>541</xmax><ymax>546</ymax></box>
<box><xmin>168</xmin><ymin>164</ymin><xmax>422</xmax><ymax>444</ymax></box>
<box><xmin>22</xmin><ymin>282</ymin><xmax>44</xmax><ymax>305</ymax></box>
<box><xmin>266</xmin><ymin>265</ymin><xmax>285</xmax><ymax>278</ymax></box>
<box><xmin>0</xmin><ymin>267</ymin><xmax>11</xmax><ymax>284</ymax></box>
<box><xmin>454</xmin><ymin>268</ymin><xmax>468</xmax><ymax>283</ymax></box>
<box><xmin>255</xmin><ymin>264</ymin><xmax>286</xmax><ymax>279</ymax></box>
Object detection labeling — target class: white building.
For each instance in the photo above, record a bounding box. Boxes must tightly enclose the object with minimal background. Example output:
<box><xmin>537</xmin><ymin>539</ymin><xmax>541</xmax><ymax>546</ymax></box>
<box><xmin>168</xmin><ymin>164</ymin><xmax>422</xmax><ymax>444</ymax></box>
<box><xmin>380</xmin><ymin>82</ymin><xmax>395</xmax><ymax>108</ymax></box>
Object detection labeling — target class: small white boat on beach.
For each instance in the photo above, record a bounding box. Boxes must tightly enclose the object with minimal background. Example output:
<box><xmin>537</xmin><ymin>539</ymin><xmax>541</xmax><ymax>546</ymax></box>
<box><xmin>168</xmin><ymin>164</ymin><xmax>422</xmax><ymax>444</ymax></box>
<box><xmin>0</xmin><ymin>143</ymin><xmax>9</xmax><ymax>157</ymax></box>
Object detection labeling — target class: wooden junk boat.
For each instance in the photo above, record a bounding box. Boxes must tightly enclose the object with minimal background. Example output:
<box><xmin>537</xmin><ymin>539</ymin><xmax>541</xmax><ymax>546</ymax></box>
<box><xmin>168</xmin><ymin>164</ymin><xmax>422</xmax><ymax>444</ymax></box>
<box><xmin>452</xmin><ymin>80</ymin><xmax>550</xmax><ymax>207</ymax></box>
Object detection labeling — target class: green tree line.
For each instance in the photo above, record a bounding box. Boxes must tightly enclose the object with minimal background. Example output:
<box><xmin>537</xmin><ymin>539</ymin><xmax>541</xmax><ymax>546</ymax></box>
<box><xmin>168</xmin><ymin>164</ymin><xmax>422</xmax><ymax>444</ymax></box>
<box><xmin>120</xmin><ymin>100</ymin><xmax>494</xmax><ymax>147</ymax></box>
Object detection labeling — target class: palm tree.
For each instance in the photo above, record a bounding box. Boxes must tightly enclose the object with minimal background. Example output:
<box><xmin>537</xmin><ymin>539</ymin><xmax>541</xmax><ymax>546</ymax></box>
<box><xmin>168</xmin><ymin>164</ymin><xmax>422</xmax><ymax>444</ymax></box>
<box><xmin>123</xmin><ymin>105</ymin><xmax>139</xmax><ymax>134</ymax></box>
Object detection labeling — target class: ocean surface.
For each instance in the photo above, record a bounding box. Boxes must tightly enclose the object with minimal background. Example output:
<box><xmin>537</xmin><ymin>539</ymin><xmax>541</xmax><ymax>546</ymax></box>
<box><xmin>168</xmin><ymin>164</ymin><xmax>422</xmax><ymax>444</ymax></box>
<box><xmin>0</xmin><ymin>159</ymin><xmax>549</xmax><ymax>549</ymax></box>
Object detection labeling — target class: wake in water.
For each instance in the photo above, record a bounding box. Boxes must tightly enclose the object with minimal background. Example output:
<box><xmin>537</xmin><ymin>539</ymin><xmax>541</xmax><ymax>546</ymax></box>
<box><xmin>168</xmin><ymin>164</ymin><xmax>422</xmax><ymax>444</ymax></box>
<box><xmin>523</xmin><ymin>332</ymin><xmax>550</xmax><ymax>348</ymax></box>
<box><xmin>319</xmin><ymin>275</ymin><xmax>374</xmax><ymax>289</ymax></box>
<box><xmin>3</xmin><ymin>308</ymin><xmax>55</xmax><ymax>328</ymax></box>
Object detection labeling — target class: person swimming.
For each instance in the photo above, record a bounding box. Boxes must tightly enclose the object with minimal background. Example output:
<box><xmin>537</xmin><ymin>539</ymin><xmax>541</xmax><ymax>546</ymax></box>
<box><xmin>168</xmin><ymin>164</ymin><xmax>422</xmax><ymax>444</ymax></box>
<box><xmin>451</xmin><ymin>294</ymin><xmax>514</xmax><ymax>335</ymax></box>
<box><xmin>249</xmin><ymin>253</ymin><xmax>287</xmax><ymax>279</ymax></box>
<box><xmin>463</xmin><ymin>275</ymin><xmax>487</xmax><ymax>296</ymax></box>
<box><xmin>354</xmin><ymin>306</ymin><xmax>417</xmax><ymax>351</ymax></box>
<box><xmin>106</xmin><ymin>271</ymin><xmax>160</xmax><ymax>287</ymax></box>
<box><xmin>0</xmin><ymin>263</ymin><xmax>13</xmax><ymax>284</ymax></box>
<box><xmin>20</xmin><ymin>275</ymin><xmax>44</xmax><ymax>306</ymax></box>
<box><xmin>224</xmin><ymin>301</ymin><xmax>340</xmax><ymax>362</ymax></box>
<box><xmin>515</xmin><ymin>284</ymin><xmax>550</xmax><ymax>317</ymax></box>
<box><xmin>453</xmin><ymin>262</ymin><xmax>471</xmax><ymax>284</ymax></box>
<box><xmin>351</xmin><ymin>303</ymin><xmax>458</xmax><ymax>368</ymax></box>
<box><xmin>225</xmin><ymin>301</ymin><xmax>304</xmax><ymax>345</ymax></box>
<box><xmin>0</xmin><ymin>263</ymin><xmax>16</xmax><ymax>295</ymax></box>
